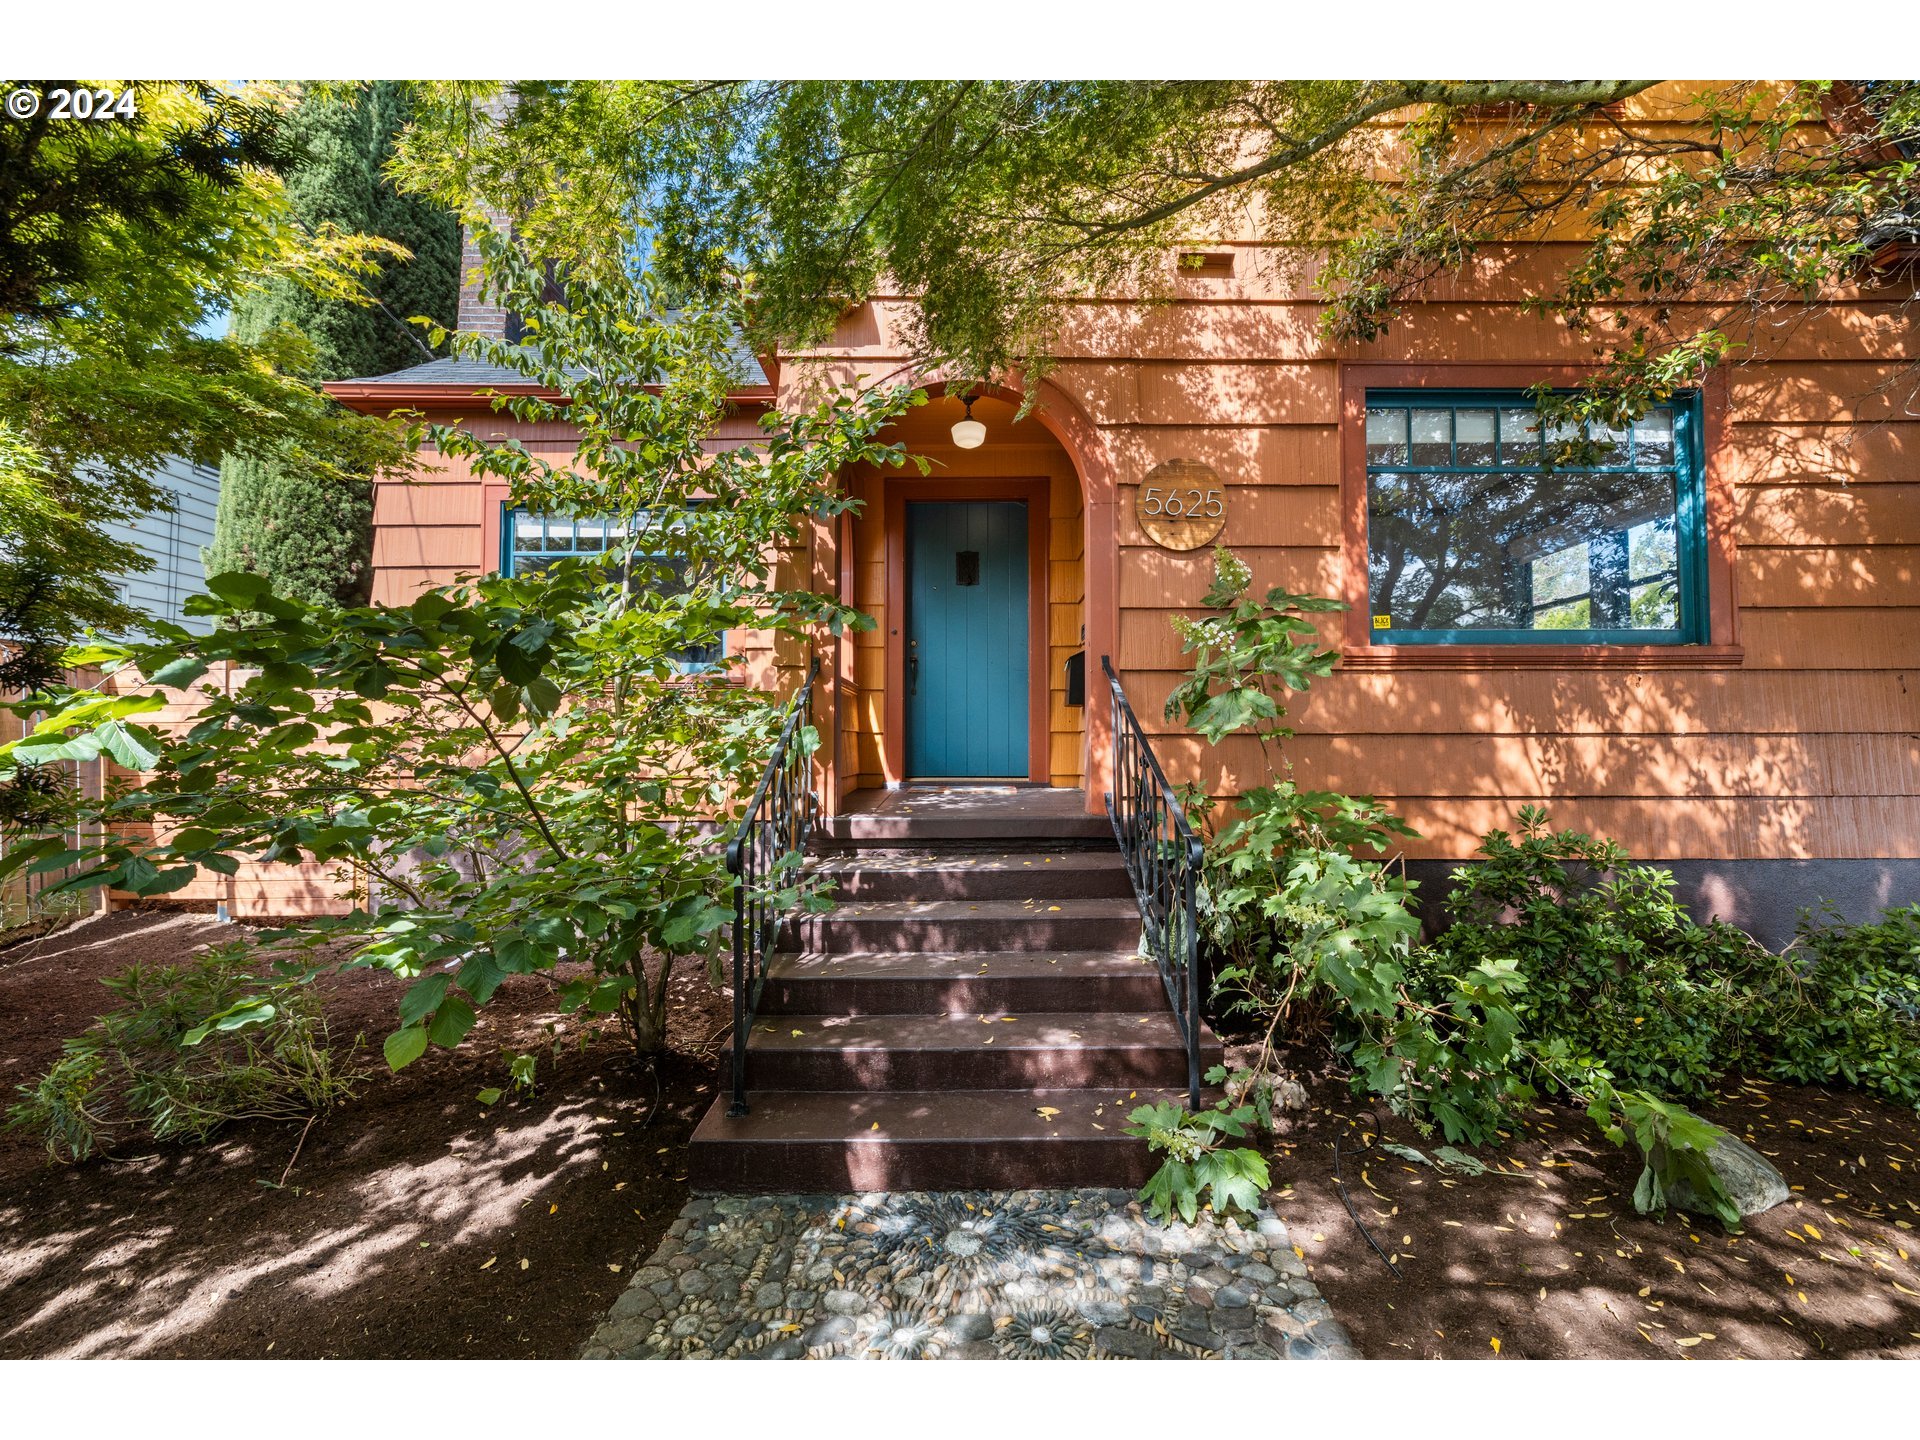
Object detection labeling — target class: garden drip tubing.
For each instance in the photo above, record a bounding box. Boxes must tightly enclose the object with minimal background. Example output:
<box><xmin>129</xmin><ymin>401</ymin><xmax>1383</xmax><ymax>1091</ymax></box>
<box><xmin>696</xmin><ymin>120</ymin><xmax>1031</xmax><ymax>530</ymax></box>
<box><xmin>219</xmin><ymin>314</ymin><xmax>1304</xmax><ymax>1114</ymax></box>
<box><xmin>1331</xmin><ymin>1112</ymin><xmax>1404</xmax><ymax>1279</ymax></box>
<box><xmin>635</xmin><ymin>1054</ymin><xmax>663</xmax><ymax>1131</ymax></box>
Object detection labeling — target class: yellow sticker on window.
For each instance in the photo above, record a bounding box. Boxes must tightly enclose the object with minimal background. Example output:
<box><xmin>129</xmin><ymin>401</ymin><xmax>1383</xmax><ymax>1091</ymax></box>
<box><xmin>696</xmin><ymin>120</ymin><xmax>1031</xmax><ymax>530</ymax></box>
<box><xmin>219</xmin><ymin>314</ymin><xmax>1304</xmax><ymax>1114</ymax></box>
<box><xmin>1372</xmin><ymin>614</ymin><xmax>1392</xmax><ymax>629</ymax></box>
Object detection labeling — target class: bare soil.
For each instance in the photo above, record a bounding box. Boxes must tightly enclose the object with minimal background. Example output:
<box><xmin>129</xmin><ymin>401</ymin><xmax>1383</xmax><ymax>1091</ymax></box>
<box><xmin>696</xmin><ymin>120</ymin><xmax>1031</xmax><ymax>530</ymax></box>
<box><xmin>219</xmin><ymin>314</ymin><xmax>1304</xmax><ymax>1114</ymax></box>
<box><xmin>0</xmin><ymin>909</ymin><xmax>727</xmax><ymax>1359</ymax></box>
<box><xmin>7</xmin><ymin>911</ymin><xmax>1918</xmax><ymax>1359</ymax></box>
<box><xmin>1266</xmin><ymin>1058</ymin><xmax>1920</xmax><ymax>1359</ymax></box>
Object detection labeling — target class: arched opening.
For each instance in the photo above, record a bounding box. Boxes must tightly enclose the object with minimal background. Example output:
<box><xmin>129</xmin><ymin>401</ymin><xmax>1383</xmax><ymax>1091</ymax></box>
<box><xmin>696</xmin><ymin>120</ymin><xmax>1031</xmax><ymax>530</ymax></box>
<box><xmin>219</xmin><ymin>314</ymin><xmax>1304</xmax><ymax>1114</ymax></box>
<box><xmin>825</xmin><ymin>378</ymin><xmax>1115</xmax><ymax>816</ymax></box>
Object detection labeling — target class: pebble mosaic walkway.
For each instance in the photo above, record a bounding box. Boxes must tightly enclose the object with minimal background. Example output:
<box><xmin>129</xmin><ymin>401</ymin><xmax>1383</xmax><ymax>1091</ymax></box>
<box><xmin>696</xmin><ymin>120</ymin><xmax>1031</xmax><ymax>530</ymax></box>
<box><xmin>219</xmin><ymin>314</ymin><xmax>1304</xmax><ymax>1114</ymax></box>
<box><xmin>582</xmin><ymin>1189</ymin><xmax>1358</xmax><ymax>1360</ymax></box>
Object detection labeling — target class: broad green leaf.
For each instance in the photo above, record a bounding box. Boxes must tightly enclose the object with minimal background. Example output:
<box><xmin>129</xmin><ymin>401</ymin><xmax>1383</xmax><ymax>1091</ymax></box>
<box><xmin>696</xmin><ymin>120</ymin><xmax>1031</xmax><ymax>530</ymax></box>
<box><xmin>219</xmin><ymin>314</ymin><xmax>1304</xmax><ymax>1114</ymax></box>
<box><xmin>384</xmin><ymin>1025</ymin><xmax>430</xmax><ymax>1071</ymax></box>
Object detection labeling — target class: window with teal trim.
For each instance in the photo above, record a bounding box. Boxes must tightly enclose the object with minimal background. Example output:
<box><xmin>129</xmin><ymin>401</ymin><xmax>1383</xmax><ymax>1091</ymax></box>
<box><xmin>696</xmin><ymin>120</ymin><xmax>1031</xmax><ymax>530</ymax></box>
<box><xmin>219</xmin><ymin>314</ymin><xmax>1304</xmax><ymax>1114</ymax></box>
<box><xmin>1363</xmin><ymin>391</ymin><xmax>1706</xmax><ymax>645</ymax></box>
<box><xmin>501</xmin><ymin>508</ymin><xmax>724</xmax><ymax>670</ymax></box>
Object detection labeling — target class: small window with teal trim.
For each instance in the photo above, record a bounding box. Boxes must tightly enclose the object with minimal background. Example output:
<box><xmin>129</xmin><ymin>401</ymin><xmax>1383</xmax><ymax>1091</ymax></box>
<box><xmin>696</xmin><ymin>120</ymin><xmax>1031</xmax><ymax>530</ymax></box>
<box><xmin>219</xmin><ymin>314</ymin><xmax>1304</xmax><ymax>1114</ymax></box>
<box><xmin>1363</xmin><ymin>390</ymin><xmax>1707</xmax><ymax>645</ymax></box>
<box><xmin>501</xmin><ymin>507</ymin><xmax>724</xmax><ymax>671</ymax></box>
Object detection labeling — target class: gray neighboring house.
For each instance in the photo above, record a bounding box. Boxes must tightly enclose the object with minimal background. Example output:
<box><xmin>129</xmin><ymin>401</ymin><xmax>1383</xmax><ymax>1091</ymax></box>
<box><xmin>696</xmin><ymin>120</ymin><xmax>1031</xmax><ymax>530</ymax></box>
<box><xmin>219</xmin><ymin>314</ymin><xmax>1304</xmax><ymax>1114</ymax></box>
<box><xmin>102</xmin><ymin>455</ymin><xmax>221</xmax><ymax>636</ymax></box>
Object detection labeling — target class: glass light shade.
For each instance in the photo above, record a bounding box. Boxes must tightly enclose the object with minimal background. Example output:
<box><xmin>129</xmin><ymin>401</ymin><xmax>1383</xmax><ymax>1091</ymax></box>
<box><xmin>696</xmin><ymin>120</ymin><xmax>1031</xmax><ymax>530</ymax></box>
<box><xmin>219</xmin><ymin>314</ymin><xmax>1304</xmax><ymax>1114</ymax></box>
<box><xmin>951</xmin><ymin>417</ymin><xmax>987</xmax><ymax>449</ymax></box>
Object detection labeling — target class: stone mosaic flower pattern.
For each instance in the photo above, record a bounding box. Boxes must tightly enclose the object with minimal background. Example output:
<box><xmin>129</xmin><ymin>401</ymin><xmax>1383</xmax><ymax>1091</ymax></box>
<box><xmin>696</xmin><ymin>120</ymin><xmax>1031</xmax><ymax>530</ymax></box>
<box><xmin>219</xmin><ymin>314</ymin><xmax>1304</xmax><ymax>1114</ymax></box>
<box><xmin>583</xmin><ymin>1188</ymin><xmax>1358</xmax><ymax>1361</ymax></box>
<box><xmin>993</xmin><ymin>1305</ymin><xmax>1092</xmax><ymax>1360</ymax></box>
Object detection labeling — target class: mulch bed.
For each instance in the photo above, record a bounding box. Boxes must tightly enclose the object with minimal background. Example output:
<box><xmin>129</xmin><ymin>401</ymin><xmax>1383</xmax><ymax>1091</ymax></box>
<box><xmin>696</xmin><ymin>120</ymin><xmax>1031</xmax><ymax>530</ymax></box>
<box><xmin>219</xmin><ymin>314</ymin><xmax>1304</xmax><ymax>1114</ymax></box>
<box><xmin>1264</xmin><ymin>1055</ymin><xmax>1920</xmax><ymax>1359</ymax></box>
<box><xmin>9</xmin><ymin>911</ymin><xmax>1920</xmax><ymax>1360</ymax></box>
<box><xmin>0</xmin><ymin>909</ymin><xmax>728</xmax><ymax>1359</ymax></box>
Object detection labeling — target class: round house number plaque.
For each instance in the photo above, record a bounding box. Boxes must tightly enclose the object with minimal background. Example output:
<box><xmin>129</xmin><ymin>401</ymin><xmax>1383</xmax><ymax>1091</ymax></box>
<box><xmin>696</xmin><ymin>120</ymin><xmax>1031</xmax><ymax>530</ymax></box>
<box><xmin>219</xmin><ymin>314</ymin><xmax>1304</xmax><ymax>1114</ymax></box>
<box><xmin>1136</xmin><ymin>459</ymin><xmax>1228</xmax><ymax>551</ymax></box>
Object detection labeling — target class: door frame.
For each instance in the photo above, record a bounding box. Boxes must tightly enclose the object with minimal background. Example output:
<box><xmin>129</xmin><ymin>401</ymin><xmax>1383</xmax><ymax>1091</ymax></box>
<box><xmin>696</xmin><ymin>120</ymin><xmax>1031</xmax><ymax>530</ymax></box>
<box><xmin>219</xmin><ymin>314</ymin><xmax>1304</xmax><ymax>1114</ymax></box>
<box><xmin>883</xmin><ymin>477</ymin><xmax>1050</xmax><ymax>785</ymax></box>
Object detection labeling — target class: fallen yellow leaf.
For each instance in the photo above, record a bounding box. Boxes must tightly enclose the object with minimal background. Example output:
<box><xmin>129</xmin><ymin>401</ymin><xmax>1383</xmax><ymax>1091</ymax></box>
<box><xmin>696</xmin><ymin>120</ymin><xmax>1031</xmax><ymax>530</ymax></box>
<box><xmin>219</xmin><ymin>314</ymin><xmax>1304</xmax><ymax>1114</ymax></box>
<box><xmin>480</xmin><ymin>1256</ymin><xmax>497</xmax><ymax>1271</ymax></box>
<box><xmin>519</xmin><ymin>1258</ymin><xmax>530</xmax><ymax>1270</ymax></box>
<box><xmin>1490</xmin><ymin>1337</ymin><xmax>1502</xmax><ymax>1355</ymax></box>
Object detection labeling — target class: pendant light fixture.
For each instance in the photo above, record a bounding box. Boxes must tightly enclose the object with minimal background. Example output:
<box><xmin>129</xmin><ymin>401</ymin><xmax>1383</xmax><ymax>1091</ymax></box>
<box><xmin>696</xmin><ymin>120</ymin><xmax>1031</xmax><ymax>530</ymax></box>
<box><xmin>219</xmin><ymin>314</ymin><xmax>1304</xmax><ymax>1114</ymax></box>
<box><xmin>950</xmin><ymin>394</ymin><xmax>986</xmax><ymax>449</ymax></box>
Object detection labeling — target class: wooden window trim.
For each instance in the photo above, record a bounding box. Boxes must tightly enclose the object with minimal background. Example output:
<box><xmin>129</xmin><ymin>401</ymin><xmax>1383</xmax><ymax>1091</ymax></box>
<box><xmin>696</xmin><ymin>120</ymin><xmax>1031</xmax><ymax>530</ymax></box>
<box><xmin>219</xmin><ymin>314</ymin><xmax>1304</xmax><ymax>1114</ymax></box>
<box><xmin>1336</xmin><ymin>362</ymin><xmax>1742</xmax><ymax>671</ymax></box>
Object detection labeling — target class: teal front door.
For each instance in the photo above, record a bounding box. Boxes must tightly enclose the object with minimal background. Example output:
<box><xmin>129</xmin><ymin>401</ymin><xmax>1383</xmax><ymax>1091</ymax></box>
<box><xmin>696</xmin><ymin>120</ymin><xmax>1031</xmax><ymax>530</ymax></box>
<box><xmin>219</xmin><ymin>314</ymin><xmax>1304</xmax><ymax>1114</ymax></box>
<box><xmin>906</xmin><ymin>500</ymin><xmax>1030</xmax><ymax>779</ymax></box>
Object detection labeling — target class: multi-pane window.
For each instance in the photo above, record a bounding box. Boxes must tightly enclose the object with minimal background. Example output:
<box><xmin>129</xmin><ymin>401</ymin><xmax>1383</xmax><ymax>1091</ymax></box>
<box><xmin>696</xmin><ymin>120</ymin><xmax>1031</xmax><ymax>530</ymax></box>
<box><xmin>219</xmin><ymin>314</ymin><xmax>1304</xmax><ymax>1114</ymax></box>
<box><xmin>1363</xmin><ymin>391</ymin><xmax>1705</xmax><ymax>644</ymax></box>
<box><xmin>501</xmin><ymin>508</ymin><xmax>724</xmax><ymax>670</ymax></box>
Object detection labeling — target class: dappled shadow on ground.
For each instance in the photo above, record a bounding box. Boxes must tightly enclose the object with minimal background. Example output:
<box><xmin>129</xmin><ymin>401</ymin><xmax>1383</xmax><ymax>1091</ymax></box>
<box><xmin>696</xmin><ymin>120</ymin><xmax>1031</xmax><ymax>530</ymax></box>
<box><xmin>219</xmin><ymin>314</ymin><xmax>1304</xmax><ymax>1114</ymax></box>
<box><xmin>0</xmin><ymin>911</ymin><xmax>728</xmax><ymax>1358</ymax></box>
<box><xmin>1266</xmin><ymin>1060</ymin><xmax>1920</xmax><ymax>1359</ymax></box>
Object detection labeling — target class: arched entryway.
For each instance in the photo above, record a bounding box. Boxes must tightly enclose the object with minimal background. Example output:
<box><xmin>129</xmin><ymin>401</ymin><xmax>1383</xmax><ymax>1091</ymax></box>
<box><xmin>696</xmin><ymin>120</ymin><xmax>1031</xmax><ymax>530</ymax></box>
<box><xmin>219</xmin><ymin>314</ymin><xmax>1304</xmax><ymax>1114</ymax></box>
<box><xmin>824</xmin><ymin>378</ymin><xmax>1116</xmax><ymax>817</ymax></box>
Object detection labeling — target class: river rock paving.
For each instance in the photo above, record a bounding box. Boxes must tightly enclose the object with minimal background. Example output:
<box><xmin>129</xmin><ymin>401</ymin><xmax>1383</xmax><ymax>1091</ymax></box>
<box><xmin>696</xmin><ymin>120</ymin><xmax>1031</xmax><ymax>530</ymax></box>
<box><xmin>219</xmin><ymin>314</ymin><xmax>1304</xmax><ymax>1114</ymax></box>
<box><xmin>582</xmin><ymin>1189</ymin><xmax>1357</xmax><ymax>1360</ymax></box>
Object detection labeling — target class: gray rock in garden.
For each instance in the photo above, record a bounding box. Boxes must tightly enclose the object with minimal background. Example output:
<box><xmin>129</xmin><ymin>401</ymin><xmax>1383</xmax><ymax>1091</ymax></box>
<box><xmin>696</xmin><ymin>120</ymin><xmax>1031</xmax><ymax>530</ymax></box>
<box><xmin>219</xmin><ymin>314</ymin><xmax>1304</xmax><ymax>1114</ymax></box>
<box><xmin>1237</xmin><ymin>1261</ymin><xmax>1278</xmax><ymax>1286</ymax></box>
<box><xmin>822</xmin><ymin>1288</ymin><xmax>869</xmax><ymax>1316</ymax></box>
<box><xmin>594</xmin><ymin>1316</ymin><xmax>653</xmax><ymax>1352</ymax></box>
<box><xmin>1095</xmin><ymin>1326</ymin><xmax>1160</xmax><ymax>1358</ymax></box>
<box><xmin>1306</xmin><ymin>1319</ymin><xmax>1355</xmax><ymax>1352</ymax></box>
<box><xmin>1258</xmin><ymin>1304</ymin><xmax>1305</xmax><ymax>1342</ymax></box>
<box><xmin>748</xmin><ymin>1337</ymin><xmax>807</xmax><ymax>1360</ymax></box>
<box><xmin>752</xmin><ymin>1282</ymin><xmax>785</xmax><ymax>1311</ymax></box>
<box><xmin>609</xmin><ymin>1286</ymin><xmax>661</xmax><ymax>1323</ymax></box>
<box><xmin>675</xmin><ymin>1269</ymin><xmax>712</xmax><ymax>1296</ymax></box>
<box><xmin>802</xmin><ymin>1314</ymin><xmax>855</xmax><ymax>1348</ymax></box>
<box><xmin>944</xmin><ymin>1312</ymin><xmax>994</xmax><ymax>1342</ymax></box>
<box><xmin>1661</xmin><ymin>1133</ymin><xmax>1791</xmax><ymax>1218</ymax></box>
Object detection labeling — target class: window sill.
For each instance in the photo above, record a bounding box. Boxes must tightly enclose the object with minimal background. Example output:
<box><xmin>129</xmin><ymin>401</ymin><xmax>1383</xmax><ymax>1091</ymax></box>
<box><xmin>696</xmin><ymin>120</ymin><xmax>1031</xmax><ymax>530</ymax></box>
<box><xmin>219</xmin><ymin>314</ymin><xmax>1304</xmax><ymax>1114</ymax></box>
<box><xmin>1339</xmin><ymin>643</ymin><xmax>1745</xmax><ymax>671</ymax></box>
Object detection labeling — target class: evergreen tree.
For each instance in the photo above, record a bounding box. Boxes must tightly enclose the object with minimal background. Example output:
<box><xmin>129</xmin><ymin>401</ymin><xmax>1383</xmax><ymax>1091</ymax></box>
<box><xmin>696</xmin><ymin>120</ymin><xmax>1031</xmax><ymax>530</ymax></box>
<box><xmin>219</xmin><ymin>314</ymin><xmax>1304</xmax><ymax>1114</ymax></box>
<box><xmin>208</xmin><ymin>83</ymin><xmax>459</xmax><ymax>606</ymax></box>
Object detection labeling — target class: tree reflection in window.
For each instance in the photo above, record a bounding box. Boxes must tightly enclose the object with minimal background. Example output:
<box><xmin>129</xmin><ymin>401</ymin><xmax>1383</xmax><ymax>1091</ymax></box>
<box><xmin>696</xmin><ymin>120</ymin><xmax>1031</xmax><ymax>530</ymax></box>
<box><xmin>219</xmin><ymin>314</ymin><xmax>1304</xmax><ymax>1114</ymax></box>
<box><xmin>1364</xmin><ymin>395</ymin><xmax>1702</xmax><ymax>643</ymax></box>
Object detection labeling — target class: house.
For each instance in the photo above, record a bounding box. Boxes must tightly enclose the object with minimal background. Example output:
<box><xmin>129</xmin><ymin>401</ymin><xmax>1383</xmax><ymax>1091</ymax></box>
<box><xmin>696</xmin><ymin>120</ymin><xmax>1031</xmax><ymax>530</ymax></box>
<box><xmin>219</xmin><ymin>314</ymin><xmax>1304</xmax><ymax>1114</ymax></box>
<box><xmin>319</xmin><ymin>142</ymin><xmax>1918</xmax><ymax>954</ymax></box>
<box><xmin>101</xmin><ymin>455</ymin><xmax>223</xmax><ymax>637</ymax></box>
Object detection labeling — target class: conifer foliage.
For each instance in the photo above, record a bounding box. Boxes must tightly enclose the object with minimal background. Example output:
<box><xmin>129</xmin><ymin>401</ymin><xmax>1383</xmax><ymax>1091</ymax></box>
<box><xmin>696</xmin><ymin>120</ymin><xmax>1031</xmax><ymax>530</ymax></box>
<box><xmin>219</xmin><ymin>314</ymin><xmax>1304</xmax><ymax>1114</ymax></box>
<box><xmin>207</xmin><ymin>83</ymin><xmax>459</xmax><ymax>606</ymax></box>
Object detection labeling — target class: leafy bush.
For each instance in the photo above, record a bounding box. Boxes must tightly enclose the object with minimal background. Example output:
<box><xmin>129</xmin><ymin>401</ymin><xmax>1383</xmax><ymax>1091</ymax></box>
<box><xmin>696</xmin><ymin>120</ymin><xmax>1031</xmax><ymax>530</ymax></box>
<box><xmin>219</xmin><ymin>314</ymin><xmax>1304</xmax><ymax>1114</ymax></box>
<box><xmin>1161</xmin><ymin>547</ymin><xmax>1744</xmax><ymax>1223</ymax></box>
<box><xmin>1429</xmin><ymin>808</ymin><xmax>1768</xmax><ymax>1103</ymax></box>
<box><xmin>1124</xmin><ymin>1097</ymin><xmax>1270</xmax><ymax>1224</ymax></box>
<box><xmin>7</xmin><ymin>944</ymin><xmax>360</xmax><ymax>1162</ymax></box>
<box><xmin>1758</xmin><ymin>905</ymin><xmax>1920</xmax><ymax>1107</ymax></box>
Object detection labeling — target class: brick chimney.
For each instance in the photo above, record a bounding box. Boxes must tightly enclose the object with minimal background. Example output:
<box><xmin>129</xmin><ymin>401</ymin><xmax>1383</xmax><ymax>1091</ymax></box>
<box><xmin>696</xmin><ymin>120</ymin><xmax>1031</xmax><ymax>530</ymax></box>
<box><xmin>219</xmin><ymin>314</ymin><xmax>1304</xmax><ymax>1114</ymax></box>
<box><xmin>456</xmin><ymin>204</ymin><xmax>514</xmax><ymax>340</ymax></box>
<box><xmin>455</xmin><ymin>90</ymin><xmax>519</xmax><ymax>341</ymax></box>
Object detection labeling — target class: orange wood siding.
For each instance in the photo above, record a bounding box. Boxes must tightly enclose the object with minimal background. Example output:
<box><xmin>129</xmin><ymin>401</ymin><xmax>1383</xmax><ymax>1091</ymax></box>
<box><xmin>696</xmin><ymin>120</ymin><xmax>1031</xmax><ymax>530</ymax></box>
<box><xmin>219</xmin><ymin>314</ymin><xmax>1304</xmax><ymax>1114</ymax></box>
<box><xmin>796</xmin><ymin>265</ymin><xmax>1918</xmax><ymax>861</ymax></box>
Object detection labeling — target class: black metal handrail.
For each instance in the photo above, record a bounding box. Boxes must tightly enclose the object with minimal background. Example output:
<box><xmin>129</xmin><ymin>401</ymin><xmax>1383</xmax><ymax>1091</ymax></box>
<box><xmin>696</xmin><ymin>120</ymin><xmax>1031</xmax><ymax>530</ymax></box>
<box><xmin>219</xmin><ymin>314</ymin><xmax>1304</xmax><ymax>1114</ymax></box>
<box><xmin>1101</xmin><ymin>656</ymin><xmax>1204</xmax><ymax>1109</ymax></box>
<box><xmin>725</xmin><ymin>657</ymin><xmax>820</xmax><ymax>1117</ymax></box>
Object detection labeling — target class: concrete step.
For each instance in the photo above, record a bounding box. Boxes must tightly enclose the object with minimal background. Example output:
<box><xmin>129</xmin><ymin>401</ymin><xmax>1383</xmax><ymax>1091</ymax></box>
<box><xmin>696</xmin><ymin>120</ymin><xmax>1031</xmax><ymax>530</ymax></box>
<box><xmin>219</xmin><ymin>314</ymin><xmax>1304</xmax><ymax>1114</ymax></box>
<box><xmin>689</xmin><ymin>1087</ymin><xmax>1184</xmax><ymax>1192</ymax></box>
<box><xmin>819</xmin><ymin>809</ymin><xmax>1113</xmax><ymax>847</ymax></box>
<box><xmin>810</xmin><ymin>849</ymin><xmax>1134</xmax><ymax>902</ymax></box>
<box><xmin>741</xmin><ymin>1010</ymin><xmax>1204</xmax><ymax>1091</ymax></box>
<box><xmin>784</xmin><ymin>898</ymin><xmax>1143</xmax><ymax>954</ymax></box>
<box><xmin>759</xmin><ymin>949</ymin><xmax>1168</xmax><ymax>1016</ymax></box>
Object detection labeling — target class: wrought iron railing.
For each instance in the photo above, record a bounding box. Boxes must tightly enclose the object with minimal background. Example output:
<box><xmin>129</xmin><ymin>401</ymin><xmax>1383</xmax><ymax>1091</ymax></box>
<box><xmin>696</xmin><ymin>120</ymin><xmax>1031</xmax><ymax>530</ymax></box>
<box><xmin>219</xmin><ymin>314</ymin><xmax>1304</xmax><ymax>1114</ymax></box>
<box><xmin>725</xmin><ymin>657</ymin><xmax>820</xmax><ymax>1117</ymax></box>
<box><xmin>1101</xmin><ymin>656</ymin><xmax>1204</xmax><ymax>1109</ymax></box>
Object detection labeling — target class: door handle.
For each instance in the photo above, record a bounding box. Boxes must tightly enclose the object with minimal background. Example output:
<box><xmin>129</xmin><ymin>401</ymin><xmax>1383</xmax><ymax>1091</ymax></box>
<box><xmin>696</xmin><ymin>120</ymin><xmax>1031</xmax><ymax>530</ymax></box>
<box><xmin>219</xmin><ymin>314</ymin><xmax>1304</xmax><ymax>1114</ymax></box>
<box><xmin>908</xmin><ymin>643</ymin><xmax>918</xmax><ymax>696</ymax></box>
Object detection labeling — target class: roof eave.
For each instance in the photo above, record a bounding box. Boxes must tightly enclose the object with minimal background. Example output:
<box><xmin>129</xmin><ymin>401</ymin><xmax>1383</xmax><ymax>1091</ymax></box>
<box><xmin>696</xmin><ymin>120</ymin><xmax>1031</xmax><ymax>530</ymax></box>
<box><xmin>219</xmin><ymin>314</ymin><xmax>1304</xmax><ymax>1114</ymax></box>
<box><xmin>323</xmin><ymin>381</ymin><xmax>779</xmax><ymax>414</ymax></box>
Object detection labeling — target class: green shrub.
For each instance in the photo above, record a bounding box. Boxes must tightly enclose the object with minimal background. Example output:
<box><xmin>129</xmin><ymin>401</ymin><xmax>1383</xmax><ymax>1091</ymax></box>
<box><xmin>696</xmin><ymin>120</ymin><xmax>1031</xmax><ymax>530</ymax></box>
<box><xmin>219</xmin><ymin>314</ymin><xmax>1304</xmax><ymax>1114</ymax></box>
<box><xmin>1428</xmin><ymin>807</ymin><xmax>1769</xmax><ymax>1103</ymax></box>
<box><xmin>1758</xmin><ymin>904</ymin><xmax>1920</xmax><ymax>1107</ymax></box>
<box><xmin>1124</xmin><ymin>1098</ymin><xmax>1271</xmax><ymax>1224</ymax></box>
<box><xmin>6</xmin><ymin>944</ymin><xmax>360</xmax><ymax>1162</ymax></box>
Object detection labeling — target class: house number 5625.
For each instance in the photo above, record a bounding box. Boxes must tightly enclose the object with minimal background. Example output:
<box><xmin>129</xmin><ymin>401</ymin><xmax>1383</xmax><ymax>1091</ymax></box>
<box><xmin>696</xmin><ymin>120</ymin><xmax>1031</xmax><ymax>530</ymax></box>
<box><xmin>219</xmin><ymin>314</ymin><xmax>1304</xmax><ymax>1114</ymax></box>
<box><xmin>1140</xmin><ymin>486</ymin><xmax>1225</xmax><ymax>519</ymax></box>
<box><xmin>1136</xmin><ymin>460</ymin><xmax>1229</xmax><ymax>551</ymax></box>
